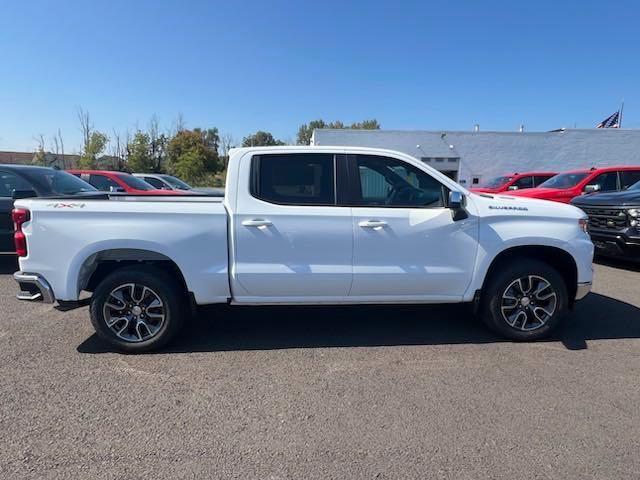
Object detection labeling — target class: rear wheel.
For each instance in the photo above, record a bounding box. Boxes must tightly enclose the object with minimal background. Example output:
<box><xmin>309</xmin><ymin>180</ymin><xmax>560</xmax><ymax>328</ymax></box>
<box><xmin>482</xmin><ymin>259</ymin><xmax>568</xmax><ymax>340</ymax></box>
<box><xmin>90</xmin><ymin>265</ymin><xmax>186</xmax><ymax>353</ymax></box>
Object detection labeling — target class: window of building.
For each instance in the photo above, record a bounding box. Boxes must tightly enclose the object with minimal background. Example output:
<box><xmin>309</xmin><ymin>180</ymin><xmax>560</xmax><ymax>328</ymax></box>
<box><xmin>251</xmin><ymin>153</ymin><xmax>335</xmax><ymax>205</ymax></box>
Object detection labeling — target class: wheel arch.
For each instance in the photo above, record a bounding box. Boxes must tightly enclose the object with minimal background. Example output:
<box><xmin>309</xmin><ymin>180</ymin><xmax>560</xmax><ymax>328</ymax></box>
<box><xmin>481</xmin><ymin>245</ymin><xmax>578</xmax><ymax>306</ymax></box>
<box><xmin>76</xmin><ymin>248</ymin><xmax>190</xmax><ymax>297</ymax></box>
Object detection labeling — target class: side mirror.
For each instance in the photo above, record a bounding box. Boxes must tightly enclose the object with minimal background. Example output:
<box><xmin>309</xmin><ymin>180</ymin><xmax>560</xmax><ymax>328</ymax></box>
<box><xmin>449</xmin><ymin>191</ymin><xmax>468</xmax><ymax>221</ymax></box>
<box><xmin>583</xmin><ymin>184</ymin><xmax>600</xmax><ymax>194</ymax></box>
<box><xmin>507</xmin><ymin>185</ymin><xmax>519</xmax><ymax>191</ymax></box>
<box><xmin>12</xmin><ymin>189</ymin><xmax>38</xmax><ymax>200</ymax></box>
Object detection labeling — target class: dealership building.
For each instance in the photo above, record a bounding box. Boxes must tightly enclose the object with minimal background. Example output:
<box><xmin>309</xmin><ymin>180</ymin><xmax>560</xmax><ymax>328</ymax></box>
<box><xmin>311</xmin><ymin>128</ymin><xmax>640</xmax><ymax>187</ymax></box>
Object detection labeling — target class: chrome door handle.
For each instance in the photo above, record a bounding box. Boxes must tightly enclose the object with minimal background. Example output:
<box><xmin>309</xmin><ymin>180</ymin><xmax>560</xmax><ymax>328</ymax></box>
<box><xmin>358</xmin><ymin>220</ymin><xmax>387</xmax><ymax>229</ymax></box>
<box><xmin>242</xmin><ymin>219</ymin><xmax>272</xmax><ymax>227</ymax></box>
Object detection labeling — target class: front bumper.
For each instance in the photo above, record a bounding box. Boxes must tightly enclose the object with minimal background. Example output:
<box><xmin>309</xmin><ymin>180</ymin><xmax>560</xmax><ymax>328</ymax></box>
<box><xmin>575</xmin><ymin>281</ymin><xmax>592</xmax><ymax>301</ymax></box>
<box><xmin>589</xmin><ymin>228</ymin><xmax>640</xmax><ymax>260</ymax></box>
<box><xmin>13</xmin><ymin>271</ymin><xmax>55</xmax><ymax>303</ymax></box>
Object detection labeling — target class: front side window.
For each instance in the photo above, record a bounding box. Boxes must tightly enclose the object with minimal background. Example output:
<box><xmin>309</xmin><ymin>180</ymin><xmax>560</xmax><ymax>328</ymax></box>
<box><xmin>588</xmin><ymin>172</ymin><xmax>618</xmax><ymax>192</ymax></box>
<box><xmin>89</xmin><ymin>174</ymin><xmax>121</xmax><ymax>191</ymax></box>
<box><xmin>144</xmin><ymin>177</ymin><xmax>167</xmax><ymax>189</ymax></box>
<box><xmin>117</xmin><ymin>174</ymin><xmax>154</xmax><ymax>190</ymax></box>
<box><xmin>539</xmin><ymin>172</ymin><xmax>588</xmax><ymax>189</ymax></box>
<box><xmin>353</xmin><ymin>155</ymin><xmax>445</xmax><ymax>208</ymax></box>
<box><xmin>480</xmin><ymin>176</ymin><xmax>512</xmax><ymax>189</ymax></box>
<box><xmin>251</xmin><ymin>153</ymin><xmax>335</xmax><ymax>205</ymax></box>
<box><xmin>513</xmin><ymin>176</ymin><xmax>534</xmax><ymax>189</ymax></box>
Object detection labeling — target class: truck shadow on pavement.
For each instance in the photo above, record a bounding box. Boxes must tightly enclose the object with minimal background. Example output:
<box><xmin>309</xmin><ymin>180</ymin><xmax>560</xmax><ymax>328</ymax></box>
<box><xmin>77</xmin><ymin>293</ymin><xmax>640</xmax><ymax>354</ymax></box>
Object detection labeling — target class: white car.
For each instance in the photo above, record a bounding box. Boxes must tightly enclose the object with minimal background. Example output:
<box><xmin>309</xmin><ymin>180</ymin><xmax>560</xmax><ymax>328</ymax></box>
<box><xmin>13</xmin><ymin>146</ymin><xmax>593</xmax><ymax>352</ymax></box>
<box><xmin>132</xmin><ymin>173</ymin><xmax>224</xmax><ymax>196</ymax></box>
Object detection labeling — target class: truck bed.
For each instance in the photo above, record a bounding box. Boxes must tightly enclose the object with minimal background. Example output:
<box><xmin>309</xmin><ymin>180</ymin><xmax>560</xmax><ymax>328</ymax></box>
<box><xmin>15</xmin><ymin>196</ymin><xmax>230</xmax><ymax>304</ymax></box>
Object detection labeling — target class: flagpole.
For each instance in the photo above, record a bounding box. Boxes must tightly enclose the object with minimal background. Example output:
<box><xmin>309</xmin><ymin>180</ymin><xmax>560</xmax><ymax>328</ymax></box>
<box><xmin>619</xmin><ymin>100</ymin><xmax>624</xmax><ymax>128</ymax></box>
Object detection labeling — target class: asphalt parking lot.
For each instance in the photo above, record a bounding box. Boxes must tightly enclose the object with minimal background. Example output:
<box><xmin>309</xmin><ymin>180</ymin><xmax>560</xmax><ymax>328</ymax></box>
<box><xmin>0</xmin><ymin>258</ymin><xmax>639</xmax><ymax>479</ymax></box>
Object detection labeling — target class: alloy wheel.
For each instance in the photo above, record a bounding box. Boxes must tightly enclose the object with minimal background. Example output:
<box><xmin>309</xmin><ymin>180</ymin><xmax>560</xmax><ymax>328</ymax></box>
<box><xmin>500</xmin><ymin>275</ymin><xmax>558</xmax><ymax>331</ymax></box>
<box><xmin>103</xmin><ymin>283</ymin><xmax>165</xmax><ymax>343</ymax></box>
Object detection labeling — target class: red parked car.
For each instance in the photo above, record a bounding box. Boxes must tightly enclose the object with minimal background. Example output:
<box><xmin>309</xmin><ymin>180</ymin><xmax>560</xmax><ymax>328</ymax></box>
<box><xmin>471</xmin><ymin>171</ymin><xmax>557</xmax><ymax>193</ymax></box>
<box><xmin>68</xmin><ymin>170</ymin><xmax>186</xmax><ymax>195</ymax></box>
<box><xmin>506</xmin><ymin>166</ymin><xmax>640</xmax><ymax>203</ymax></box>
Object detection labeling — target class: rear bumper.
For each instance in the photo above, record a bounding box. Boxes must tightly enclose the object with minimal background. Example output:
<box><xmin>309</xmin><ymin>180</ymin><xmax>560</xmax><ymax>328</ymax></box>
<box><xmin>13</xmin><ymin>271</ymin><xmax>55</xmax><ymax>303</ymax></box>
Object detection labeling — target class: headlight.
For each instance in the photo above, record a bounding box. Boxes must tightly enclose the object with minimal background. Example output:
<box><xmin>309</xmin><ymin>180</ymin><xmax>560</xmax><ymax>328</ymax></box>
<box><xmin>631</xmin><ymin>219</ymin><xmax>639</xmax><ymax>228</ymax></box>
<box><xmin>628</xmin><ymin>208</ymin><xmax>639</xmax><ymax>218</ymax></box>
<box><xmin>578</xmin><ymin>218</ymin><xmax>588</xmax><ymax>233</ymax></box>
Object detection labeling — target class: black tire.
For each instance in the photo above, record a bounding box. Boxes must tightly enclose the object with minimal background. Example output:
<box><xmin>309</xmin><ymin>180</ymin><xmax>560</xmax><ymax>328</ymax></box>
<box><xmin>481</xmin><ymin>259</ymin><xmax>568</xmax><ymax>341</ymax></box>
<box><xmin>89</xmin><ymin>265</ymin><xmax>186</xmax><ymax>353</ymax></box>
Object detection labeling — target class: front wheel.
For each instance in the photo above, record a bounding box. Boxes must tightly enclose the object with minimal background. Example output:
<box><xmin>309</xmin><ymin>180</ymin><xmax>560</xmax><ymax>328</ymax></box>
<box><xmin>482</xmin><ymin>259</ymin><xmax>569</xmax><ymax>341</ymax></box>
<box><xmin>89</xmin><ymin>265</ymin><xmax>186</xmax><ymax>353</ymax></box>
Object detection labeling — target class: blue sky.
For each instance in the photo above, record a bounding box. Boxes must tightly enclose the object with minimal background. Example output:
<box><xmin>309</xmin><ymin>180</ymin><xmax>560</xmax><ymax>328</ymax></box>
<box><xmin>1</xmin><ymin>0</ymin><xmax>638</xmax><ymax>152</ymax></box>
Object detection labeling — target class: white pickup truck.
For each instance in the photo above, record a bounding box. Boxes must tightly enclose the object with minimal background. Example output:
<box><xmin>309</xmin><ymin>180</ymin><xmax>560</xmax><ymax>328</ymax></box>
<box><xmin>13</xmin><ymin>146</ymin><xmax>594</xmax><ymax>352</ymax></box>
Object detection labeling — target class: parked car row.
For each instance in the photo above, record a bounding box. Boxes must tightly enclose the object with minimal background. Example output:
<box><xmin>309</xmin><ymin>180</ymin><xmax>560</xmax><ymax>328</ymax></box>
<box><xmin>473</xmin><ymin>166</ymin><xmax>640</xmax><ymax>262</ymax></box>
<box><xmin>0</xmin><ymin>165</ymin><xmax>221</xmax><ymax>254</ymax></box>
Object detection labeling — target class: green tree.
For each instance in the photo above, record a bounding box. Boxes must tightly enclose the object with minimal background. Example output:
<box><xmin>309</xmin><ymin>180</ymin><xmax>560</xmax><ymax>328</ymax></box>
<box><xmin>126</xmin><ymin>131</ymin><xmax>154</xmax><ymax>172</ymax></box>
<box><xmin>296</xmin><ymin>119</ymin><xmax>380</xmax><ymax>144</ymax></box>
<box><xmin>242</xmin><ymin>131</ymin><xmax>286</xmax><ymax>147</ymax></box>
<box><xmin>166</xmin><ymin>128</ymin><xmax>222</xmax><ymax>184</ymax></box>
<box><xmin>78</xmin><ymin>131</ymin><xmax>109</xmax><ymax>169</ymax></box>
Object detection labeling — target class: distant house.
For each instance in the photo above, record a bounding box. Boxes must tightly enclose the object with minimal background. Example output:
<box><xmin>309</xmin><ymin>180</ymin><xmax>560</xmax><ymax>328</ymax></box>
<box><xmin>0</xmin><ymin>151</ymin><xmax>81</xmax><ymax>169</ymax></box>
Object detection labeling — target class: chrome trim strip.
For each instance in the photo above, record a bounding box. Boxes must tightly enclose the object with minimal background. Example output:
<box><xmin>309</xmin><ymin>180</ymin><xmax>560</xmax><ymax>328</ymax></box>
<box><xmin>575</xmin><ymin>282</ymin><xmax>592</xmax><ymax>301</ymax></box>
<box><xmin>13</xmin><ymin>271</ymin><xmax>55</xmax><ymax>303</ymax></box>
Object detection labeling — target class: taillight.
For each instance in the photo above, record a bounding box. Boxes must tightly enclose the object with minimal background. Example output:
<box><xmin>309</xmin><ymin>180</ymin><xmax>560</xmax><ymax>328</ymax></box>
<box><xmin>12</xmin><ymin>208</ymin><xmax>30</xmax><ymax>257</ymax></box>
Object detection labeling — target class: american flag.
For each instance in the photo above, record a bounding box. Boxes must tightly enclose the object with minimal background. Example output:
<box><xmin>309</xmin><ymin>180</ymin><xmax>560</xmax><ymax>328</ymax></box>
<box><xmin>596</xmin><ymin>111</ymin><xmax>620</xmax><ymax>128</ymax></box>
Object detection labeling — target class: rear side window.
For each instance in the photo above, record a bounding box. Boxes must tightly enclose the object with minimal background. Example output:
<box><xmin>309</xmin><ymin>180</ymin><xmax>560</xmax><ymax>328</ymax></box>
<box><xmin>251</xmin><ymin>154</ymin><xmax>335</xmax><ymax>205</ymax></box>
<box><xmin>0</xmin><ymin>171</ymin><xmax>31</xmax><ymax>197</ymax></box>
<box><xmin>620</xmin><ymin>170</ymin><xmax>640</xmax><ymax>190</ymax></box>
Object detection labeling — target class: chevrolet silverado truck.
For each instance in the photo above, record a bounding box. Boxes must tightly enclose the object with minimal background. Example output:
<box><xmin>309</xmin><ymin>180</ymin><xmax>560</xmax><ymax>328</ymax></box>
<box><xmin>571</xmin><ymin>180</ymin><xmax>640</xmax><ymax>260</ymax></box>
<box><xmin>13</xmin><ymin>147</ymin><xmax>594</xmax><ymax>352</ymax></box>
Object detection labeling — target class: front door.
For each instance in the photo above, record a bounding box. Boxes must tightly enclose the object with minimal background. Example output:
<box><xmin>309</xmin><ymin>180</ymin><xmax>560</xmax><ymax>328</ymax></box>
<box><xmin>232</xmin><ymin>152</ymin><xmax>353</xmax><ymax>302</ymax></box>
<box><xmin>348</xmin><ymin>154</ymin><xmax>478</xmax><ymax>301</ymax></box>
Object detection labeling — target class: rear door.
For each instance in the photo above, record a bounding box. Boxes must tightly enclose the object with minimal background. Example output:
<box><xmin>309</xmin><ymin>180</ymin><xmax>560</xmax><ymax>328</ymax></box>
<box><xmin>231</xmin><ymin>152</ymin><xmax>353</xmax><ymax>302</ymax></box>
<box><xmin>348</xmin><ymin>154</ymin><xmax>478</xmax><ymax>301</ymax></box>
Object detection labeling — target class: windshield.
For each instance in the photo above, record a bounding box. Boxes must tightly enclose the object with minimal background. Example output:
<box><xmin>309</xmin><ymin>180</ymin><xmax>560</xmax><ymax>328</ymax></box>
<box><xmin>480</xmin><ymin>176</ymin><xmax>512</xmax><ymax>188</ymax></box>
<box><xmin>117</xmin><ymin>174</ymin><xmax>154</xmax><ymax>190</ymax></box>
<box><xmin>630</xmin><ymin>180</ymin><xmax>640</xmax><ymax>190</ymax></box>
<box><xmin>538</xmin><ymin>172</ymin><xmax>589</xmax><ymax>189</ymax></box>
<box><xmin>24</xmin><ymin>169</ymin><xmax>97</xmax><ymax>195</ymax></box>
<box><xmin>160</xmin><ymin>175</ymin><xmax>192</xmax><ymax>190</ymax></box>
